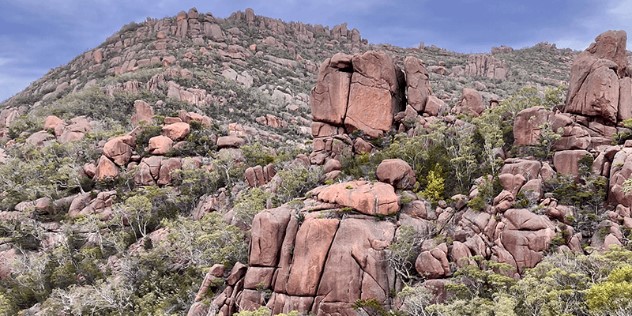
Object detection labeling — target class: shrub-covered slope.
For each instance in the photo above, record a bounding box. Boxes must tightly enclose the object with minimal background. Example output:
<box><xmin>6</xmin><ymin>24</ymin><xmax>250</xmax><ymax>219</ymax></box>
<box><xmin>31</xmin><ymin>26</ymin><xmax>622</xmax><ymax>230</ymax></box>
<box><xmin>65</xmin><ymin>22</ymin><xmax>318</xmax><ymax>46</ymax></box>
<box><xmin>2</xmin><ymin>7</ymin><xmax>631</xmax><ymax>316</ymax></box>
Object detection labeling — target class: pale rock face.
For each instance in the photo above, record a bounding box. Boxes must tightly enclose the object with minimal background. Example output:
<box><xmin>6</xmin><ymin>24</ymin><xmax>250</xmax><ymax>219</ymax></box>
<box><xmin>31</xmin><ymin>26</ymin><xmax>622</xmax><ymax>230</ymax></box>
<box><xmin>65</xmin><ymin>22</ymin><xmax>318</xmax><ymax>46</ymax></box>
<box><xmin>131</xmin><ymin>100</ymin><xmax>154</xmax><ymax>126</ymax></box>
<box><xmin>464</xmin><ymin>54</ymin><xmax>508</xmax><ymax>80</ymax></box>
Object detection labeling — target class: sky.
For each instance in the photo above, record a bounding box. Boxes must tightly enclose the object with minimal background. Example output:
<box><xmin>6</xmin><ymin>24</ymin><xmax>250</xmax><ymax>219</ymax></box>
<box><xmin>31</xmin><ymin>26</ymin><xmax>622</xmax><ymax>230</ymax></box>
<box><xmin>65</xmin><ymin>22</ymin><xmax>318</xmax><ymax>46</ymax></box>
<box><xmin>1</xmin><ymin>0</ymin><xmax>632</xmax><ymax>102</ymax></box>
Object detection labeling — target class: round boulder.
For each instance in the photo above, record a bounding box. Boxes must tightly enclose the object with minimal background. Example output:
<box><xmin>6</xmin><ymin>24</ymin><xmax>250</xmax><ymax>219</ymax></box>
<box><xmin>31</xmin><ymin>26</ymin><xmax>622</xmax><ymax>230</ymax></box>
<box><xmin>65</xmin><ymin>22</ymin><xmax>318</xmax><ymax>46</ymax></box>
<box><xmin>376</xmin><ymin>159</ymin><xmax>416</xmax><ymax>189</ymax></box>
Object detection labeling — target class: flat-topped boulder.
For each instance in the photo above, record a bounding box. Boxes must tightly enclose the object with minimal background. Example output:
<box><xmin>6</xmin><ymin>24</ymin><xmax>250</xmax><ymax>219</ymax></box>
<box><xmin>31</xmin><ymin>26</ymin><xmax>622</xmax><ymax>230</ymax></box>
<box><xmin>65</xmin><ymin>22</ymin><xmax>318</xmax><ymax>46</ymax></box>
<box><xmin>310</xmin><ymin>180</ymin><xmax>400</xmax><ymax>216</ymax></box>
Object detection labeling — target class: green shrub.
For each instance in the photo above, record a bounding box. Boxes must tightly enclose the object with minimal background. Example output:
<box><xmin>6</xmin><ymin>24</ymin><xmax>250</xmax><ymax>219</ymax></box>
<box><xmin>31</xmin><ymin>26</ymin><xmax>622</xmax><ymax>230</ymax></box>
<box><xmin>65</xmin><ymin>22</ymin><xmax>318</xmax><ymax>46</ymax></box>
<box><xmin>586</xmin><ymin>265</ymin><xmax>632</xmax><ymax>314</ymax></box>
<box><xmin>233</xmin><ymin>188</ymin><xmax>271</xmax><ymax>227</ymax></box>
<box><xmin>241</xmin><ymin>142</ymin><xmax>276</xmax><ymax>167</ymax></box>
<box><xmin>273</xmin><ymin>164</ymin><xmax>322</xmax><ymax>206</ymax></box>
<box><xmin>420</xmin><ymin>163</ymin><xmax>445</xmax><ymax>203</ymax></box>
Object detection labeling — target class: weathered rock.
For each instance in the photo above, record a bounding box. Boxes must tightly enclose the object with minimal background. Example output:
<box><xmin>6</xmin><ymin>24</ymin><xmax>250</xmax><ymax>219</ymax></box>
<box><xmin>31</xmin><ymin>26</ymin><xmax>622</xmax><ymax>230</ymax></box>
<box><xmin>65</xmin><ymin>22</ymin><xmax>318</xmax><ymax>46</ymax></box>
<box><xmin>43</xmin><ymin>115</ymin><xmax>64</xmax><ymax>131</ymax></box>
<box><xmin>553</xmin><ymin>150</ymin><xmax>591</xmax><ymax>176</ymax></box>
<box><xmin>609</xmin><ymin>148</ymin><xmax>632</xmax><ymax>206</ymax></box>
<box><xmin>619</xmin><ymin>77</ymin><xmax>632</xmax><ymax>121</ymax></box>
<box><xmin>148</xmin><ymin>135</ymin><xmax>173</xmax><ymax>155</ymax></box>
<box><xmin>513</xmin><ymin>106</ymin><xmax>552</xmax><ymax>146</ymax></box>
<box><xmin>157</xmin><ymin>158</ymin><xmax>181</xmax><ymax>185</ymax></box>
<box><xmin>424</xmin><ymin>95</ymin><xmax>446</xmax><ymax>117</ymax></box>
<box><xmin>311</xmin><ymin>181</ymin><xmax>399</xmax><ymax>216</ymax></box>
<box><xmin>250</xmin><ymin>207</ymin><xmax>293</xmax><ymax>267</ymax></box>
<box><xmin>451</xmin><ymin>241</ymin><xmax>474</xmax><ymax>268</ymax></box>
<box><xmin>131</xmin><ymin>100</ymin><xmax>154</xmax><ymax>126</ymax></box>
<box><xmin>345</xmin><ymin>51</ymin><xmax>405</xmax><ymax>137</ymax></box>
<box><xmin>162</xmin><ymin>122</ymin><xmax>191</xmax><ymax>141</ymax></box>
<box><xmin>310</xmin><ymin>53</ymin><xmax>352</xmax><ymax>125</ymax></box>
<box><xmin>565</xmin><ymin>31</ymin><xmax>628</xmax><ymax>123</ymax></box>
<box><xmin>0</xmin><ymin>248</ymin><xmax>17</xmax><ymax>280</ymax></box>
<box><xmin>455</xmin><ymin>88</ymin><xmax>484</xmax><ymax>116</ymax></box>
<box><xmin>315</xmin><ymin>218</ymin><xmax>396</xmax><ymax>313</ymax></box>
<box><xmin>217</xmin><ymin>136</ymin><xmax>245</xmax><ymax>148</ymax></box>
<box><xmin>464</xmin><ymin>54</ymin><xmax>508</xmax><ymax>80</ymax></box>
<box><xmin>285</xmin><ymin>216</ymin><xmax>339</xmax><ymax>296</ymax></box>
<box><xmin>376</xmin><ymin>159</ymin><xmax>416</xmax><ymax>189</ymax></box>
<box><xmin>587</xmin><ymin>30</ymin><xmax>628</xmax><ymax>76</ymax></box>
<box><xmin>415</xmin><ymin>244</ymin><xmax>450</xmax><ymax>279</ymax></box>
<box><xmin>404</xmin><ymin>56</ymin><xmax>432</xmax><ymax>112</ymax></box>
<box><xmin>94</xmin><ymin>156</ymin><xmax>119</xmax><ymax>180</ymax></box>
<box><xmin>103</xmin><ymin>135</ymin><xmax>134</xmax><ymax>166</ymax></box>
<box><xmin>566</xmin><ymin>59</ymin><xmax>619</xmax><ymax>124</ymax></box>
<box><xmin>323</xmin><ymin>159</ymin><xmax>342</xmax><ymax>173</ymax></box>
<box><xmin>501</xmin><ymin>159</ymin><xmax>542</xmax><ymax>180</ymax></box>
<box><xmin>353</xmin><ymin>138</ymin><xmax>373</xmax><ymax>154</ymax></box>
<box><xmin>26</xmin><ymin>131</ymin><xmax>55</xmax><ymax>146</ymax></box>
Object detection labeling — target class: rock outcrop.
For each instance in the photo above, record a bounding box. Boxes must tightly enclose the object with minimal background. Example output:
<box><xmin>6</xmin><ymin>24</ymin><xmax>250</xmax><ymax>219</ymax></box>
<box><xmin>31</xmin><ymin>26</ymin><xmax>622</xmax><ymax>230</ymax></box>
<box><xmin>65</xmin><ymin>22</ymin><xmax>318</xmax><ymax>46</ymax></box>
<box><xmin>310</xmin><ymin>51</ymin><xmax>406</xmax><ymax>138</ymax></box>
<box><xmin>216</xmin><ymin>194</ymin><xmax>401</xmax><ymax>315</ymax></box>
<box><xmin>564</xmin><ymin>30</ymin><xmax>629</xmax><ymax>124</ymax></box>
<box><xmin>464</xmin><ymin>54</ymin><xmax>509</xmax><ymax>80</ymax></box>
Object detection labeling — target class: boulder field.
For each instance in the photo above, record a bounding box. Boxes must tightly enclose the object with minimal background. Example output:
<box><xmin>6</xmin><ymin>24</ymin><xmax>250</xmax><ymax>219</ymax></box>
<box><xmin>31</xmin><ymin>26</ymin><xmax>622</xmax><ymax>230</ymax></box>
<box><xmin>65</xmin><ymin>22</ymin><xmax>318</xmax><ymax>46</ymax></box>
<box><xmin>192</xmin><ymin>30</ymin><xmax>632</xmax><ymax>315</ymax></box>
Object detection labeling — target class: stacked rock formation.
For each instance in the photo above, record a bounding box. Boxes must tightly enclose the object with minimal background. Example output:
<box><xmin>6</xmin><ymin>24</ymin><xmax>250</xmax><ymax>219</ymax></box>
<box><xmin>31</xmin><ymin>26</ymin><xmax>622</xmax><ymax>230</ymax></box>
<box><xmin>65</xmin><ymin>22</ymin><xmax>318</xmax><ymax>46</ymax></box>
<box><xmin>208</xmin><ymin>34</ymin><xmax>632</xmax><ymax>314</ymax></box>
<box><xmin>213</xmin><ymin>178</ymin><xmax>404</xmax><ymax>315</ymax></box>
<box><xmin>512</xmin><ymin>31</ymin><xmax>632</xmax><ymax>178</ymax></box>
<box><xmin>310</xmin><ymin>51</ymin><xmax>449</xmax><ymax>165</ymax></box>
<box><xmin>509</xmin><ymin>30</ymin><xmax>632</xmax><ymax>249</ymax></box>
<box><xmin>464</xmin><ymin>54</ymin><xmax>509</xmax><ymax>80</ymax></box>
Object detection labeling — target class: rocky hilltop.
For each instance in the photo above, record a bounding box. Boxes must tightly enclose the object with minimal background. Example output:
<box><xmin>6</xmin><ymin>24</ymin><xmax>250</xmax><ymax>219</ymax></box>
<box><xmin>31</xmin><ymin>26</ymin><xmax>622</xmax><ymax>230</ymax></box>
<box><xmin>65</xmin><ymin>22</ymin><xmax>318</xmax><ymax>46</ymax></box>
<box><xmin>0</xmin><ymin>7</ymin><xmax>631</xmax><ymax>316</ymax></box>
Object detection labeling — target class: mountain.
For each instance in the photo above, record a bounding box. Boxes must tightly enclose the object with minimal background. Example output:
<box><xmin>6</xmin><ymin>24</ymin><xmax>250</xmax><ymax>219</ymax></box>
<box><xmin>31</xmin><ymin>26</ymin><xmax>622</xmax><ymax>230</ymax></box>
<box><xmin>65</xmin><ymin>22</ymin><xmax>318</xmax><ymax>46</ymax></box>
<box><xmin>1</xmin><ymin>7</ymin><xmax>631</xmax><ymax>316</ymax></box>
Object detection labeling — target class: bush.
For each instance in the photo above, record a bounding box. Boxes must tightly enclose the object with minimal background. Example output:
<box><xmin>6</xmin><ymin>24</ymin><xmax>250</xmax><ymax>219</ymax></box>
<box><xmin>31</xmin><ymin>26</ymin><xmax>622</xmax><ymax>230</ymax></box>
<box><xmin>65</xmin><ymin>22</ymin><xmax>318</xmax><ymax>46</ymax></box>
<box><xmin>241</xmin><ymin>142</ymin><xmax>276</xmax><ymax>167</ymax></box>
<box><xmin>233</xmin><ymin>188</ymin><xmax>272</xmax><ymax>227</ymax></box>
<box><xmin>387</xmin><ymin>225</ymin><xmax>429</xmax><ymax>282</ymax></box>
<box><xmin>0</xmin><ymin>142</ymin><xmax>89</xmax><ymax>210</ymax></box>
<box><xmin>586</xmin><ymin>265</ymin><xmax>632</xmax><ymax>315</ymax></box>
<box><xmin>273</xmin><ymin>164</ymin><xmax>322</xmax><ymax>205</ymax></box>
<box><xmin>420</xmin><ymin>164</ymin><xmax>445</xmax><ymax>203</ymax></box>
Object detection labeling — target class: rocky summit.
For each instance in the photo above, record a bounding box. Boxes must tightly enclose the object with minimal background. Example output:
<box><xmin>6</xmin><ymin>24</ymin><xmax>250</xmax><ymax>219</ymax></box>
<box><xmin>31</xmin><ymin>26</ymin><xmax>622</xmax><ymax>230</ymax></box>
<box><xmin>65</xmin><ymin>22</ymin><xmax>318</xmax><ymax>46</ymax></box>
<box><xmin>1</xmin><ymin>6</ymin><xmax>632</xmax><ymax>316</ymax></box>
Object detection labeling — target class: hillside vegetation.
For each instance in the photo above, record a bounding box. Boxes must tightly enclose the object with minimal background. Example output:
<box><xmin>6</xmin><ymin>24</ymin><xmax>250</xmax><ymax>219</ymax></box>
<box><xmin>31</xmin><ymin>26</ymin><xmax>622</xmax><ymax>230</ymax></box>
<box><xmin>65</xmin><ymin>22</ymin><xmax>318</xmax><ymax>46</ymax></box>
<box><xmin>1</xmin><ymin>7</ymin><xmax>631</xmax><ymax>316</ymax></box>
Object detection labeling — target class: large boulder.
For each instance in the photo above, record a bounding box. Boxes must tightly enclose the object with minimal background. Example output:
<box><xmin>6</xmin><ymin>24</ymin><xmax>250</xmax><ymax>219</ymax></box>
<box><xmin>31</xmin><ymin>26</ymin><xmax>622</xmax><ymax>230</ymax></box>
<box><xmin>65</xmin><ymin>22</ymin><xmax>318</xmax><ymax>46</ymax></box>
<box><xmin>455</xmin><ymin>88</ymin><xmax>484</xmax><ymax>116</ymax></box>
<box><xmin>376</xmin><ymin>159</ymin><xmax>416</xmax><ymax>189</ymax></box>
<box><xmin>102</xmin><ymin>135</ymin><xmax>134</xmax><ymax>166</ymax></box>
<box><xmin>404</xmin><ymin>56</ymin><xmax>432</xmax><ymax>112</ymax></box>
<box><xmin>162</xmin><ymin>122</ymin><xmax>191</xmax><ymax>141</ymax></box>
<box><xmin>345</xmin><ymin>51</ymin><xmax>405</xmax><ymax>137</ymax></box>
<box><xmin>564</xmin><ymin>30</ymin><xmax>628</xmax><ymax>124</ymax></box>
<box><xmin>94</xmin><ymin>156</ymin><xmax>119</xmax><ymax>180</ymax></box>
<box><xmin>310</xmin><ymin>181</ymin><xmax>400</xmax><ymax>216</ymax></box>
<box><xmin>553</xmin><ymin>150</ymin><xmax>591</xmax><ymax>177</ymax></box>
<box><xmin>566</xmin><ymin>58</ymin><xmax>619</xmax><ymax>124</ymax></box>
<box><xmin>310</xmin><ymin>51</ymin><xmax>405</xmax><ymax>138</ymax></box>
<box><xmin>310</xmin><ymin>53</ymin><xmax>353</xmax><ymax>125</ymax></box>
<box><xmin>513</xmin><ymin>106</ymin><xmax>552</xmax><ymax>146</ymax></box>
<box><xmin>131</xmin><ymin>100</ymin><xmax>154</xmax><ymax>126</ymax></box>
<box><xmin>228</xmin><ymin>201</ymin><xmax>398</xmax><ymax>315</ymax></box>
